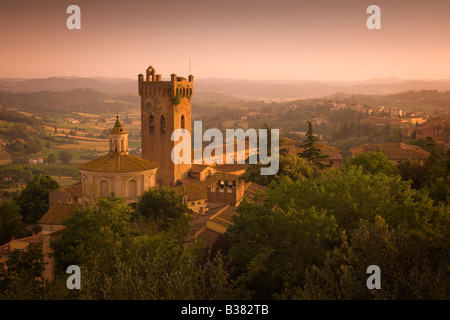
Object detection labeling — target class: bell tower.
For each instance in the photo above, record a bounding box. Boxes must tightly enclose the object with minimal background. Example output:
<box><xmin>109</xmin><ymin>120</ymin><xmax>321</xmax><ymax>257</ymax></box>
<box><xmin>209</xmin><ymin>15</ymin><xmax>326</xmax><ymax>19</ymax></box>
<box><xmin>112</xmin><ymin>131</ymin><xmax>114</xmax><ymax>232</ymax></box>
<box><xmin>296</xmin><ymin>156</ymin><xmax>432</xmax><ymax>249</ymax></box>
<box><xmin>138</xmin><ymin>66</ymin><xmax>194</xmax><ymax>187</ymax></box>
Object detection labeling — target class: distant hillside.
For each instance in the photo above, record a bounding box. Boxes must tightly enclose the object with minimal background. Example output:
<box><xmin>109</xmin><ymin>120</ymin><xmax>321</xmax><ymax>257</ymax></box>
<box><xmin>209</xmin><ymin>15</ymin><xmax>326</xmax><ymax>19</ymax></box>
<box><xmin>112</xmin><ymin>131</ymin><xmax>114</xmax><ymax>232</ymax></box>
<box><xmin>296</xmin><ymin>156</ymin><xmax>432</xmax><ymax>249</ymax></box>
<box><xmin>195</xmin><ymin>78</ymin><xmax>450</xmax><ymax>100</ymax></box>
<box><xmin>0</xmin><ymin>89</ymin><xmax>139</xmax><ymax>115</ymax></box>
<box><xmin>1</xmin><ymin>76</ymin><xmax>450</xmax><ymax>100</ymax></box>
<box><xmin>0</xmin><ymin>77</ymin><xmax>137</xmax><ymax>94</ymax></box>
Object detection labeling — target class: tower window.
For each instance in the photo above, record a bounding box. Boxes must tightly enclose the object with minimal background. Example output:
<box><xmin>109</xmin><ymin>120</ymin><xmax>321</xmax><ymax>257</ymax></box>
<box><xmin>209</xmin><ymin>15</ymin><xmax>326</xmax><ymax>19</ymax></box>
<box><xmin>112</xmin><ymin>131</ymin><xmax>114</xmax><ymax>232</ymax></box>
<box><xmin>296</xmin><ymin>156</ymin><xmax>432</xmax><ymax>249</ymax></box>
<box><xmin>160</xmin><ymin>115</ymin><xmax>166</xmax><ymax>134</ymax></box>
<box><xmin>149</xmin><ymin>115</ymin><xmax>154</xmax><ymax>134</ymax></box>
<box><xmin>181</xmin><ymin>115</ymin><xmax>185</xmax><ymax>130</ymax></box>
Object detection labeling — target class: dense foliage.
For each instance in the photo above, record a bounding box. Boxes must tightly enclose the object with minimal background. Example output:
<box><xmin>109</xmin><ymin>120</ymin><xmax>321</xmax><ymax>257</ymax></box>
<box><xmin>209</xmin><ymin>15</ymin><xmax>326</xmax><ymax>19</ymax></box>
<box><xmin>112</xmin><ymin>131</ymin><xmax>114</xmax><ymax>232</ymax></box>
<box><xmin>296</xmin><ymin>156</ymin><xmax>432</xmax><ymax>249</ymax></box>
<box><xmin>0</xmin><ymin>137</ymin><xmax>448</xmax><ymax>301</ymax></box>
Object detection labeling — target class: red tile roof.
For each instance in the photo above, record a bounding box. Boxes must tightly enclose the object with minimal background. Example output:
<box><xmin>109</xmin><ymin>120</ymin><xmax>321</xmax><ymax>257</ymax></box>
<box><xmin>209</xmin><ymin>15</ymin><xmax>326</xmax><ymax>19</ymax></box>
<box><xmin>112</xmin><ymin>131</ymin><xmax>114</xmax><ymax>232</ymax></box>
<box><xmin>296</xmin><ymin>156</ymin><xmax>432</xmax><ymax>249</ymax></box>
<box><xmin>79</xmin><ymin>153</ymin><xmax>158</xmax><ymax>173</ymax></box>
<box><xmin>38</xmin><ymin>202</ymin><xmax>77</xmax><ymax>225</ymax></box>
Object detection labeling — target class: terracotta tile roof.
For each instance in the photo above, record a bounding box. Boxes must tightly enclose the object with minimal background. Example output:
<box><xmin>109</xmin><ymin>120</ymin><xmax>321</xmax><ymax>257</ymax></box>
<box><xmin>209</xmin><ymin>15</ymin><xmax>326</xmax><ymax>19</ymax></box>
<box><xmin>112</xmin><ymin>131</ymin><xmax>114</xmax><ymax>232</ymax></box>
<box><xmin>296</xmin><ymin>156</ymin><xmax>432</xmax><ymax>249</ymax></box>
<box><xmin>280</xmin><ymin>137</ymin><xmax>297</xmax><ymax>145</ymax></box>
<box><xmin>210</xmin><ymin>205</ymin><xmax>237</xmax><ymax>228</ymax></box>
<box><xmin>38</xmin><ymin>202</ymin><xmax>77</xmax><ymax>225</ymax></box>
<box><xmin>194</xmin><ymin>227</ymin><xmax>222</xmax><ymax>244</ymax></box>
<box><xmin>294</xmin><ymin>144</ymin><xmax>343</xmax><ymax>160</ymax></box>
<box><xmin>190</xmin><ymin>164</ymin><xmax>212</xmax><ymax>173</ymax></box>
<box><xmin>213</xmin><ymin>163</ymin><xmax>248</xmax><ymax>173</ymax></box>
<box><xmin>177</xmin><ymin>172</ymin><xmax>241</xmax><ymax>201</ymax></box>
<box><xmin>79</xmin><ymin>153</ymin><xmax>158</xmax><ymax>173</ymax></box>
<box><xmin>244</xmin><ymin>182</ymin><xmax>267</xmax><ymax>203</ymax></box>
<box><xmin>350</xmin><ymin>143</ymin><xmax>430</xmax><ymax>160</ymax></box>
<box><xmin>175</xmin><ymin>183</ymin><xmax>208</xmax><ymax>201</ymax></box>
<box><xmin>316</xmin><ymin>144</ymin><xmax>343</xmax><ymax>160</ymax></box>
<box><xmin>60</xmin><ymin>182</ymin><xmax>82</xmax><ymax>196</ymax></box>
<box><xmin>0</xmin><ymin>232</ymin><xmax>43</xmax><ymax>255</ymax></box>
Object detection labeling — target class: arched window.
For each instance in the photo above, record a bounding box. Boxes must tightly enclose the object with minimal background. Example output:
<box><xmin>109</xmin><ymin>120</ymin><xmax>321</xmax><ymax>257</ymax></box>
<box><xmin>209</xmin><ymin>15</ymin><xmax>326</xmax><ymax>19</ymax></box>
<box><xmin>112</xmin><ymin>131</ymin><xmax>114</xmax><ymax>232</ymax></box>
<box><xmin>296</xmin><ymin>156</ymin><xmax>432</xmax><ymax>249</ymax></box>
<box><xmin>160</xmin><ymin>115</ymin><xmax>166</xmax><ymax>134</ymax></box>
<box><xmin>99</xmin><ymin>180</ymin><xmax>110</xmax><ymax>198</ymax></box>
<box><xmin>181</xmin><ymin>115</ymin><xmax>185</xmax><ymax>129</ymax></box>
<box><xmin>149</xmin><ymin>115</ymin><xmax>154</xmax><ymax>134</ymax></box>
<box><xmin>127</xmin><ymin>180</ymin><xmax>137</xmax><ymax>198</ymax></box>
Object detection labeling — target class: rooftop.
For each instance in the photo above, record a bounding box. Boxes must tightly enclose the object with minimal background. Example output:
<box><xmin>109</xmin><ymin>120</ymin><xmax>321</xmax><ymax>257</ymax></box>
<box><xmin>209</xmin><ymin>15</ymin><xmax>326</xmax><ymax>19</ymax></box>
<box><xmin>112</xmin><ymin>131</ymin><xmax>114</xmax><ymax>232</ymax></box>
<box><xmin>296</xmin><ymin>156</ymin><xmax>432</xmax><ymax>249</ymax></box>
<box><xmin>39</xmin><ymin>202</ymin><xmax>78</xmax><ymax>225</ymax></box>
<box><xmin>350</xmin><ymin>143</ymin><xmax>430</xmax><ymax>160</ymax></box>
<box><xmin>79</xmin><ymin>153</ymin><xmax>158</xmax><ymax>173</ymax></box>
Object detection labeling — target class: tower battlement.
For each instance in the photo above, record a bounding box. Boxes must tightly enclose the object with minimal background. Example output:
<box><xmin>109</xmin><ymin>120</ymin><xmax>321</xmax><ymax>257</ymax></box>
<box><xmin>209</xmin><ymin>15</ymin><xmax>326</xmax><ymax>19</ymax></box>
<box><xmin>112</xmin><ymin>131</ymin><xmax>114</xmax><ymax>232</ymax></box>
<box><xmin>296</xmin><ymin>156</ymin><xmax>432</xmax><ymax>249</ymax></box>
<box><xmin>138</xmin><ymin>66</ymin><xmax>194</xmax><ymax>99</ymax></box>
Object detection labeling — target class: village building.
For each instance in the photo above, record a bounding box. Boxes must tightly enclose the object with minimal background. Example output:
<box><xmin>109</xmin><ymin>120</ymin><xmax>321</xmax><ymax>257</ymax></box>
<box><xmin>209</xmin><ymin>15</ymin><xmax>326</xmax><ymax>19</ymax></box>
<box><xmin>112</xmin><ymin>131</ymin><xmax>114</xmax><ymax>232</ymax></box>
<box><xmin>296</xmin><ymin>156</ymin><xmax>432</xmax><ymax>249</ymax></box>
<box><xmin>413</xmin><ymin>117</ymin><xmax>450</xmax><ymax>153</ymax></box>
<box><xmin>0</xmin><ymin>232</ymin><xmax>43</xmax><ymax>264</ymax></box>
<box><xmin>350</xmin><ymin>142</ymin><xmax>430</xmax><ymax>165</ymax></box>
<box><xmin>38</xmin><ymin>202</ymin><xmax>78</xmax><ymax>280</ymax></box>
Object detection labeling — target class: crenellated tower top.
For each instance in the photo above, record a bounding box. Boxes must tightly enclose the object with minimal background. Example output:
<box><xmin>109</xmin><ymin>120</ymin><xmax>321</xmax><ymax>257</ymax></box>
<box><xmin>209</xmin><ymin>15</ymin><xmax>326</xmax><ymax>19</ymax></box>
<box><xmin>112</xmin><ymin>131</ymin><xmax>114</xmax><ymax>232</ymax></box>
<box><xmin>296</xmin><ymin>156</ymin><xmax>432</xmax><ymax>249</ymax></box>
<box><xmin>138</xmin><ymin>66</ymin><xmax>194</xmax><ymax>101</ymax></box>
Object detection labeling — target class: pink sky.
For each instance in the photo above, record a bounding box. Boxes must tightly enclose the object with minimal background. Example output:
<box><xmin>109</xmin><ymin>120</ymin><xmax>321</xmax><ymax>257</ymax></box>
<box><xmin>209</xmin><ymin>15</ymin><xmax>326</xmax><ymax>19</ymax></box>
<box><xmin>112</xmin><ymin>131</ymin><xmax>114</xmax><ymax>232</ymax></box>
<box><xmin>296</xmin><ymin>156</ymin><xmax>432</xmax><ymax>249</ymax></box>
<box><xmin>1</xmin><ymin>0</ymin><xmax>449</xmax><ymax>81</ymax></box>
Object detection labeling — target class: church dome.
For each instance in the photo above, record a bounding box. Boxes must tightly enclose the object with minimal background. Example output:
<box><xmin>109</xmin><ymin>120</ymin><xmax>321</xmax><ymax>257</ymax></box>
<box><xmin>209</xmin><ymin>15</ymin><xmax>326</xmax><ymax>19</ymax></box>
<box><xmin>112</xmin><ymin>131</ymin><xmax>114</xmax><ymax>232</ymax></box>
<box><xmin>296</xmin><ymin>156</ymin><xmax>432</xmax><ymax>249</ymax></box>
<box><xmin>79</xmin><ymin>153</ymin><xmax>158</xmax><ymax>173</ymax></box>
<box><xmin>78</xmin><ymin>115</ymin><xmax>158</xmax><ymax>173</ymax></box>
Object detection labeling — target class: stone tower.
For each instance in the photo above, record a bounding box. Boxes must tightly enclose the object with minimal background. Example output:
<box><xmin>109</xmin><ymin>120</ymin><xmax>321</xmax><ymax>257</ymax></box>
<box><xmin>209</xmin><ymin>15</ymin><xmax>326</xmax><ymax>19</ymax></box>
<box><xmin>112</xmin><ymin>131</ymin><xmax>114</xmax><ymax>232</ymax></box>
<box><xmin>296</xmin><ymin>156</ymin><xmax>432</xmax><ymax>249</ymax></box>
<box><xmin>138</xmin><ymin>66</ymin><xmax>194</xmax><ymax>187</ymax></box>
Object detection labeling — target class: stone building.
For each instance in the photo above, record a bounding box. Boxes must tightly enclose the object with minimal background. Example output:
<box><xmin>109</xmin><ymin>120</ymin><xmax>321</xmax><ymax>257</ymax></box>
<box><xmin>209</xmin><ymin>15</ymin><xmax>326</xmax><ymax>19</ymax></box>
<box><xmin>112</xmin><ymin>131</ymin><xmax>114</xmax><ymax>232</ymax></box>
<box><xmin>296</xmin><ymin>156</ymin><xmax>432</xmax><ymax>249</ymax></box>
<box><xmin>78</xmin><ymin>116</ymin><xmax>159</xmax><ymax>206</ymax></box>
<box><xmin>350</xmin><ymin>142</ymin><xmax>430</xmax><ymax>165</ymax></box>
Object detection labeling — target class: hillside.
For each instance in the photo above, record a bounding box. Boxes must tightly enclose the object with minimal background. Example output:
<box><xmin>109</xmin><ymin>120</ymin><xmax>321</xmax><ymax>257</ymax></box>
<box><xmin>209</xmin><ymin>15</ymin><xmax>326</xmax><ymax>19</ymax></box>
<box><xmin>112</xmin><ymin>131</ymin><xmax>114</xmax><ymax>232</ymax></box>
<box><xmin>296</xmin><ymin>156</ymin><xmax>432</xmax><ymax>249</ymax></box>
<box><xmin>1</xmin><ymin>76</ymin><xmax>450</xmax><ymax>100</ymax></box>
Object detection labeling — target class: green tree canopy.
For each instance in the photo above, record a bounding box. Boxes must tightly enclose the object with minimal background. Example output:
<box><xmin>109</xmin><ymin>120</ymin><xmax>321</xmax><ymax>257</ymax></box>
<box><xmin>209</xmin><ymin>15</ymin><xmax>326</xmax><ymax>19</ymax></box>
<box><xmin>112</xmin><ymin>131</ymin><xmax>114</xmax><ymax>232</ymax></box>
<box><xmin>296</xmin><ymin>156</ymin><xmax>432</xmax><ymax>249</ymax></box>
<box><xmin>344</xmin><ymin>150</ymin><xmax>398</xmax><ymax>176</ymax></box>
<box><xmin>50</xmin><ymin>195</ymin><xmax>135</xmax><ymax>274</ymax></box>
<box><xmin>285</xmin><ymin>214</ymin><xmax>450</xmax><ymax>300</ymax></box>
<box><xmin>297</xmin><ymin>121</ymin><xmax>329</xmax><ymax>168</ymax></box>
<box><xmin>134</xmin><ymin>187</ymin><xmax>189</xmax><ymax>235</ymax></box>
<box><xmin>0</xmin><ymin>243</ymin><xmax>45</xmax><ymax>299</ymax></box>
<box><xmin>243</xmin><ymin>152</ymin><xmax>321</xmax><ymax>186</ymax></box>
<box><xmin>58</xmin><ymin>150</ymin><xmax>73</xmax><ymax>164</ymax></box>
<box><xmin>226</xmin><ymin>198</ymin><xmax>339</xmax><ymax>299</ymax></box>
<box><xmin>15</xmin><ymin>174</ymin><xmax>60</xmax><ymax>225</ymax></box>
<box><xmin>0</xmin><ymin>200</ymin><xmax>25</xmax><ymax>245</ymax></box>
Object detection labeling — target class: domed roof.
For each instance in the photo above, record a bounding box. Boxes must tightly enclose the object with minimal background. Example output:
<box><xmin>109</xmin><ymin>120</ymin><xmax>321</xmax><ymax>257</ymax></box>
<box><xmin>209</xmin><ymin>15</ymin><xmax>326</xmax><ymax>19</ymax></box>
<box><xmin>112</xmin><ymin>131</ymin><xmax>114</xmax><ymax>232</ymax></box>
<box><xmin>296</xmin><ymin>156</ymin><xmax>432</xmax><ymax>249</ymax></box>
<box><xmin>79</xmin><ymin>153</ymin><xmax>158</xmax><ymax>173</ymax></box>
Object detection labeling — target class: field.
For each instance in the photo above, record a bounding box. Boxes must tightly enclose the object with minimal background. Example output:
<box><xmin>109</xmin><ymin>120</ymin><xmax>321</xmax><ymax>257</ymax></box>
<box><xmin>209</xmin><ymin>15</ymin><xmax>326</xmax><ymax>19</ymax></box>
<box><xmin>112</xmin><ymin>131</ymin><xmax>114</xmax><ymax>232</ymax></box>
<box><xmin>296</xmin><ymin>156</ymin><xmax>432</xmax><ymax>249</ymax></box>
<box><xmin>0</xmin><ymin>107</ymin><xmax>143</xmax><ymax>193</ymax></box>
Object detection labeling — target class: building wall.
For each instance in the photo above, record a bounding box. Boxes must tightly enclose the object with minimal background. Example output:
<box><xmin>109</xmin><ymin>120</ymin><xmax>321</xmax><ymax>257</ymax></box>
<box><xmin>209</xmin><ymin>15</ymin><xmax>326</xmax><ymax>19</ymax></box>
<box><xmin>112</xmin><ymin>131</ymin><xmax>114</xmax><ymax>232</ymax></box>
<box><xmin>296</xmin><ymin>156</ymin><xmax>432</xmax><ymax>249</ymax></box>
<box><xmin>187</xmin><ymin>199</ymin><xmax>208</xmax><ymax>214</ymax></box>
<box><xmin>80</xmin><ymin>169</ymin><xmax>157</xmax><ymax>206</ymax></box>
<box><xmin>207</xmin><ymin>181</ymin><xmax>245</xmax><ymax>206</ymax></box>
<box><xmin>319</xmin><ymin>159</ymin><xmax>342</xmax><ymax>170</ymax></box>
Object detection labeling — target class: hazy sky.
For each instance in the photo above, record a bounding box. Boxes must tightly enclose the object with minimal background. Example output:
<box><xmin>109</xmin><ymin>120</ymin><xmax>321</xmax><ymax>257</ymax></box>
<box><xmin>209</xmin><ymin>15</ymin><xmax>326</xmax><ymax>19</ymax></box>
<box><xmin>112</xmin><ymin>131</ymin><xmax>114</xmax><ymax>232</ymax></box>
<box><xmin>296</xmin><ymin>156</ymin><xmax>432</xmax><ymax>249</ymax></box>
<box><xmin>1</xmin><ymin>0</ymin><xmax>449</xmax><ymax>81</ymax></box>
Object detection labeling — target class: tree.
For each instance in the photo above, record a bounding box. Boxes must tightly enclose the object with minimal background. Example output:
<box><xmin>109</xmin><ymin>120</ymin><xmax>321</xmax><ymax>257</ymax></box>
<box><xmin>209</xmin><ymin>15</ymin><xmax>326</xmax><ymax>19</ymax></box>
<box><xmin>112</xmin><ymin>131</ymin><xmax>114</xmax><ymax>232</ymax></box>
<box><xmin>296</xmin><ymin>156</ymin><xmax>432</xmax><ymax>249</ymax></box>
<box><xmin>45</xmin><ymin>141</ymin><xmax>51</xmax><ymax>150</ymax></box>
<box><xmin>81</xmin><ymin>236</ymin><xmax>244</xmax><ymax>300</ymax></box>
<box><xmin>226</xmin><ymin>197</ymin><xmax>339</xmax><ymax>299</ymax></box>
<box><xmin>58</xmin><ymin>150</ymin><xmax>73</xmax><ymax>164</ymax></box>
<box><xmin>15</xmin><ymin>174</ymin><xmax>60</xmax><ymax>225</ymax></box>
<box><xmin>243</xmin><ymin>152</ymin><xmax>321</xmax><ymax>186</ymax></box>
<box><xmin>345</xmin><ymin>151</ymin><xmax>398</xmax><ymax>176</ymax></box>
<box><xmin>51</xmin><ymin>195</ymin><xmax>244</xmax><ymax>300</ymax></box>
<box><xmin>0</xmin><ymin>243</ymin><xmax>45</xmax><ymax>299</ymax></box>
<box><xmin>285</xmin><ymin>214</ymin><xmax>450</xmax><ymax>300</ymax></box>
<box><xmin>264</xmin><ymin>166</ymin><xmax>432</xmax><ymax>232</ymax></box>
<box><xmin>134</xmin><ymin>187</ymin><xmax>189</xmax><ymax>235</ymax></box>
<box><xmin>0</xmin><ymin>200</ymin><xmax>25</xmax><ymax>245</ymax></box>
<box><xmin>51</xmin><ymin>195</ymin><xmax>135</xmax><ymax>274</ymax></box>
<box><xmin>46</xmin><ymin>153</ymin><xmax>57</xmax><ymax>164</ymax></box>
<box><xmin>297</xmin><ymin>121</ymin><xmax>328</xmax><ymax>168</ymax></box>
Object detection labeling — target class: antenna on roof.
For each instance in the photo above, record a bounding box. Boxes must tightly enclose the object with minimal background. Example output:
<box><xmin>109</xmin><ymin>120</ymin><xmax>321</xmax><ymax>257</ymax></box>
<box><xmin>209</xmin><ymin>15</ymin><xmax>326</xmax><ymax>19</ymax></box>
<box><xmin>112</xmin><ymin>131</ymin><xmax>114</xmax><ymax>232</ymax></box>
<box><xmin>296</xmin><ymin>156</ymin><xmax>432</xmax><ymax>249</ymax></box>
<box><xmin>189</xmin><ymin>58</ymin><xmax>191</xmax><ymax>75</ymax></box>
